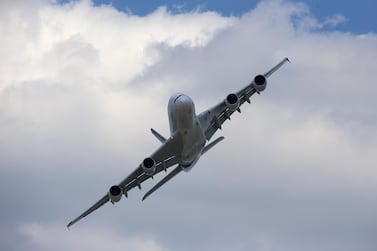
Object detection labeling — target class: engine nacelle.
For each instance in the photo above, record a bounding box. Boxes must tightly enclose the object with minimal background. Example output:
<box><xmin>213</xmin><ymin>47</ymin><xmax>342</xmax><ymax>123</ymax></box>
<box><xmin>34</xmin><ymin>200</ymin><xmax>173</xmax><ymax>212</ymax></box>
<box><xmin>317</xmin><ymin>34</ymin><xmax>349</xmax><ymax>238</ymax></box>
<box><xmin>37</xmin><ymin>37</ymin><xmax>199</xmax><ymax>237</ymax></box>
<box><xmin>252</xmin><ymin>75</ymin><xmax>267</xmax><ymax>92</ymax></box>
<box><xmin>225</xmin><ymin>93</ymin><xmax>240</xmax><ymax>111</ymax></box>
<box><xmin>142</xmin><ymin>157</ymin><xmax>156</xmax><ymax>175</ymax></box>
<box><xmin>108</xmin><ymin>185</ymin><xmax>122</xmax><ymax>203</ymax></box>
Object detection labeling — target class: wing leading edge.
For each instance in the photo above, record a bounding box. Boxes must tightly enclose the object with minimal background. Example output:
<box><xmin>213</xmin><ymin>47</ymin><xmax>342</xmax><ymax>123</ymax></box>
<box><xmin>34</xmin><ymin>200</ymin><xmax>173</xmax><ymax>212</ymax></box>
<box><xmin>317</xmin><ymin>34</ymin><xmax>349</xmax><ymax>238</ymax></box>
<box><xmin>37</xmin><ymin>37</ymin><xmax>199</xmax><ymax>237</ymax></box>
<box><xmin>198</xmin><ymin>58</ymin><xmax>290</xmax><ymax>141</ymax></box>
<box><xmin>67</xmin><ymin>133</ymin><xmax>183</xmax><ymax>228</ymax></box>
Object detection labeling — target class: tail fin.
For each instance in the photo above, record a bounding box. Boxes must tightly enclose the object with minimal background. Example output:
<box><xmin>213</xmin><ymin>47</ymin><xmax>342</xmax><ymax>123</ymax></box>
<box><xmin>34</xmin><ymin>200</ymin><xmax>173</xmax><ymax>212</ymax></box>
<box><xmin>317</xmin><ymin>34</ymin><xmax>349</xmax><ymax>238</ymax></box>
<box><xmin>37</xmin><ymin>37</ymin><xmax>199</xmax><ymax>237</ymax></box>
<box><xmin>151</xmin><ymin>128</ymin><xmax>166</xmax><ymax>143</ymax></box>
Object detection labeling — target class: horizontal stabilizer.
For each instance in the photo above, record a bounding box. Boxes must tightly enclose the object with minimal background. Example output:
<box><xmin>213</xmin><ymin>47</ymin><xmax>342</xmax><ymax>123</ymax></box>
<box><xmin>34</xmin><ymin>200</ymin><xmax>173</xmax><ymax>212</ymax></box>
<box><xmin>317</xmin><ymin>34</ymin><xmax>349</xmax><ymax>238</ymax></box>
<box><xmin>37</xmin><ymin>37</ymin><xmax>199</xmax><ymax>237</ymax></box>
<box><xmin>151</xmin><ymin>128</ymin><xmax>167</xmax><ymax>143</ymax></box>
<box><xmin>202</xmin><ymin>136</ymin><xmax>224</xmax><ymax>155</ymax></box>
<box><xmin>142</xmin><ymin>165</ymin><xmax>182</xmax><ymax>201</ymax></box>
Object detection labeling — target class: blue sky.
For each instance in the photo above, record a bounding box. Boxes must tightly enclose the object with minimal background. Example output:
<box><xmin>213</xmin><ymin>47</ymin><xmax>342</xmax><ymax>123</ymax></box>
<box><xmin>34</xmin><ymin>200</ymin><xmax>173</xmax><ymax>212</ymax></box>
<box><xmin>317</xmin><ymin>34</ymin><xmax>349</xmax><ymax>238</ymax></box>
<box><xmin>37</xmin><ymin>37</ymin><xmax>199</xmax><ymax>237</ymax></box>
<box><xmin>88</xmin><ymin>0</ymin><xmax>377</xmax><ymax>33</ymax></box>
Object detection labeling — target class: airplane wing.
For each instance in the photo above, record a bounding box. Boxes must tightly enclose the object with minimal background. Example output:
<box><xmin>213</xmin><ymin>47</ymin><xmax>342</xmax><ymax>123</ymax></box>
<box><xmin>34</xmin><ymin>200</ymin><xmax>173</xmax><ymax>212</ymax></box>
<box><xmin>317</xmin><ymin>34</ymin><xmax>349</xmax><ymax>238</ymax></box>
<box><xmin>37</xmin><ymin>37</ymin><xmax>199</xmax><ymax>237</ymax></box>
<box><xmin>67</xmin><ymin>133</ymin><xmax>182</xmax><ymax>228</ymax></box>
<box><xmin>198</xmin><ymin>58</ymin><xmax>290</xmax><ymax>141</ymax></box>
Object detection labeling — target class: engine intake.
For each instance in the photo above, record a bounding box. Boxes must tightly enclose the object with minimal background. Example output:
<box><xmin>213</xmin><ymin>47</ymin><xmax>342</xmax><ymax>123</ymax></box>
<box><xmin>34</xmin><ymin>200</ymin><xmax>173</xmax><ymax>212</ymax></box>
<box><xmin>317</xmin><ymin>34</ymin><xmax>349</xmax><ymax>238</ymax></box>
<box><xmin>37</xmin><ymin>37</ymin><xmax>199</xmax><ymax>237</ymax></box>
<box><xmin>225</xmin><ymin>93</ymin><xmax>240</xmax><ymax>111</ymax></box>
<box><xmin>142</xmin><ymin>157</ymin><xmax>156</xmax><ymax>175</ymax></box>
<box><xmin>108</xmin><ymin>185</ymin><xmax>122</xmax><ymax>203</ymax></box>
<box><xmin>253</xmin><ymin>75</ymin><xmax>267</xmax><ymax>92</ymax></box>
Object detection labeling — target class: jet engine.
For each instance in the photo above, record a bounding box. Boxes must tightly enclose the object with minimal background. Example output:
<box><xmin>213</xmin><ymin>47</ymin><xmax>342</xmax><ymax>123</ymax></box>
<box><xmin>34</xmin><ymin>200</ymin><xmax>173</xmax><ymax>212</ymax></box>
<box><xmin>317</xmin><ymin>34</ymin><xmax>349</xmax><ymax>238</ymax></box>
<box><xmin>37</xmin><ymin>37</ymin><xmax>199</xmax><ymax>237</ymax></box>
<box><xmin>225</xmin><ymin>93</ymin><xmax>240</xmax><ymax>111</ymax></box>
<box><xmin>108</xmin><ymin>185</ymin><xmax>122</xmax><ymax>203</ymax></box>
<box><xmin>252</xmin><ymin>75</ymin><xmax>267</xmax><ymax>92</ymax></box>
<box><xmin>142</xmin><ymin>157</ymin><xmax>156</xmax><ymax>175</ymax></box>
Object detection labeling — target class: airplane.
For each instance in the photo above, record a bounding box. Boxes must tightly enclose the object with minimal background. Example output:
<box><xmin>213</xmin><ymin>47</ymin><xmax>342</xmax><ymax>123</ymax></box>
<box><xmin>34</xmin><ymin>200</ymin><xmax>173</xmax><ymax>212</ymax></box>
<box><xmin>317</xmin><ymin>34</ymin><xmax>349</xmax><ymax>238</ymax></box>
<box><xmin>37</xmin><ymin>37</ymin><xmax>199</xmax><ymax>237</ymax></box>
<box><xmin>67</xmin><ymin>58</ymin><xmax>290</xmax><ymax>228</ymax></box>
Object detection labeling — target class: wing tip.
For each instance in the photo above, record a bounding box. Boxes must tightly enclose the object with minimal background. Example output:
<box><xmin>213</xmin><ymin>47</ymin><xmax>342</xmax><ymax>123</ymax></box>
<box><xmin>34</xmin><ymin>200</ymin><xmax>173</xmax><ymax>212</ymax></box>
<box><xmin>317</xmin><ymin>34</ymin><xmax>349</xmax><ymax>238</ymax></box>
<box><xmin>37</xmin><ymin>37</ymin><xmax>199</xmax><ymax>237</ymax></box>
<box><xmin>66</xmin><ymin>216</ymin><xmax>82</xmax><ymax>229</ymax></box>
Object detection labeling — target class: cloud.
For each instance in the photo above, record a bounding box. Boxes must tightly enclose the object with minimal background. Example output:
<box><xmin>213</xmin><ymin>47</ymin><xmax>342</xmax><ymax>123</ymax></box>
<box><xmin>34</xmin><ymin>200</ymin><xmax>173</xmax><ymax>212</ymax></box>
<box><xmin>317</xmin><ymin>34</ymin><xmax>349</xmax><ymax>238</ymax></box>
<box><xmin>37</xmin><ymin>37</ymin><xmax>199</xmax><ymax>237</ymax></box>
<box><xmin>18</xmin><ymin>222</ymin><xmax>168</xmax><ymax>251</ymax></box>
<box><xmin>1</xmin><ymin>0</ymin><xmax>377</xmax><ymax>251</ymax></box>
<box><xmin>0</xmin><ymin>0</ymin><xmax>233</xmax><ymax>90</ymax></box>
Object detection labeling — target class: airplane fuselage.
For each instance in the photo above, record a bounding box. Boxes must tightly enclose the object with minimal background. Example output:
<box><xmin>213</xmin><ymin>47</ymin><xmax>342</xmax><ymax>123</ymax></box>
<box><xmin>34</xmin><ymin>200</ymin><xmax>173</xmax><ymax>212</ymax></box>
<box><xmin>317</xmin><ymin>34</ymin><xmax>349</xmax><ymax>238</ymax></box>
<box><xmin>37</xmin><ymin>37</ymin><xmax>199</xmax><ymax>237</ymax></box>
<box><xmin>168</xmin><ymin>94</ymin><xmax>206</xmax><ymax>171</ymax></box>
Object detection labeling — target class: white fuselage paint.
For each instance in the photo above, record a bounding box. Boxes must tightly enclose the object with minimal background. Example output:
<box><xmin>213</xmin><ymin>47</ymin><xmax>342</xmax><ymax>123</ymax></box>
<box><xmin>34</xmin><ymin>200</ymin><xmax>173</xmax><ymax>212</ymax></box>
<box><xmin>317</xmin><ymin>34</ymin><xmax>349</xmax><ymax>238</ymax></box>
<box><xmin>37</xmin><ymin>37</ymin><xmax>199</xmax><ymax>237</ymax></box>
<box><xmin>168</xmin><ymin>94</ymin><xmax>206</xmax><ymax>171</ymax></box>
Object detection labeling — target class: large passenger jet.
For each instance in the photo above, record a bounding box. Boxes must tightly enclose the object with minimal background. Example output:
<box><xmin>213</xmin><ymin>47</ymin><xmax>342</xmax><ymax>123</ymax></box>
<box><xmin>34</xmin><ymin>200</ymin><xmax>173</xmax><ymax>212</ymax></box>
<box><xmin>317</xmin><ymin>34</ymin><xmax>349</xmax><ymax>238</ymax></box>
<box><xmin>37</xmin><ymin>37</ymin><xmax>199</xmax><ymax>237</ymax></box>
<box><xmin>67</xmin><ymin>58</ymin><xmax>290</xmax><ymax>228</ymax></box>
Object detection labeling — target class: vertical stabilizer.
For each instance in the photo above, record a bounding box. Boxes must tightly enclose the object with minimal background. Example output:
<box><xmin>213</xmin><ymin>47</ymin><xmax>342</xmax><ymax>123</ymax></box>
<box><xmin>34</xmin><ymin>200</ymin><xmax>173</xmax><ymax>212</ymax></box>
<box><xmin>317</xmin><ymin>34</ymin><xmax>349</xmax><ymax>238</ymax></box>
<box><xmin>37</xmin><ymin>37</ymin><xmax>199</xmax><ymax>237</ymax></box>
<box><xmin>151</xmin><ymin>128</ymin><xmax>167</xmax><ymax>143</ymax></box>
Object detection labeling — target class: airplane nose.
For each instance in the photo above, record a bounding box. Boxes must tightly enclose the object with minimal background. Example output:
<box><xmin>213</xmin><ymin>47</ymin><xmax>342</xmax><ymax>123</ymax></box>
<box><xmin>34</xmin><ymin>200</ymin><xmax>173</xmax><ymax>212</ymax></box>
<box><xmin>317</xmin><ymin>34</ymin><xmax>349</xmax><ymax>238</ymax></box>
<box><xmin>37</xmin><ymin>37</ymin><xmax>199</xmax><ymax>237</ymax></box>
<box><xmin>174</xmin><ymin>95</ymin><xmax>194</xmax><ymax>111</ymax></box>
<box><xmin>174</xmin><ymin>94</ymin><xmax>191</xmax><ymax>104</ymax></box>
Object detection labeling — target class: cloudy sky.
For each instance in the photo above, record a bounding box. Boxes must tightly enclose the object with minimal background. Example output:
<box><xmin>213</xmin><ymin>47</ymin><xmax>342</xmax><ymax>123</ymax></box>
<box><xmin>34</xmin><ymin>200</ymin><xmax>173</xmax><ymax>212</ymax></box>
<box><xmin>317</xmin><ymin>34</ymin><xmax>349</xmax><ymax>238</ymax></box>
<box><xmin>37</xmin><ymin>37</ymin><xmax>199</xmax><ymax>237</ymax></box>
<box><xmin>1</xmin><ymin>0</ymin><xmax>377</xmax><ymax>250</ymax></box>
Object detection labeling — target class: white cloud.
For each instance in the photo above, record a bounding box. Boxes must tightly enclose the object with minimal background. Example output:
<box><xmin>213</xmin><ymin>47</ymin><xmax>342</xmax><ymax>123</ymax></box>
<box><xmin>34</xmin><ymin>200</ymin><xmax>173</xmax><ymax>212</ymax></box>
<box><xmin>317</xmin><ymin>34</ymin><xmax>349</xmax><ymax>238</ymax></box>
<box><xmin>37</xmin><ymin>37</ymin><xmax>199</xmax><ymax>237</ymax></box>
<box><xmin>322</xmin><ymin>14</ymin><xmax>347</xmax><ymax>27</ymax></box>
<box><xmin>0</xmin><ymin>0</ymin><xmax>234</xmax><ymax>91</ymax></box>
<box><xmin>1</xmin><ymin>0</ymin><xmax>377</xmax><ymax>251</ymax></box>
<box><xmin>0</xmin><ymin>0</ymin><xmax>234</xmax><ymax>173</ymax></box>
<box><xmin>18</xmin><ymin>222</ymin><xmax>168</xmax><ymax>251</ymax></box>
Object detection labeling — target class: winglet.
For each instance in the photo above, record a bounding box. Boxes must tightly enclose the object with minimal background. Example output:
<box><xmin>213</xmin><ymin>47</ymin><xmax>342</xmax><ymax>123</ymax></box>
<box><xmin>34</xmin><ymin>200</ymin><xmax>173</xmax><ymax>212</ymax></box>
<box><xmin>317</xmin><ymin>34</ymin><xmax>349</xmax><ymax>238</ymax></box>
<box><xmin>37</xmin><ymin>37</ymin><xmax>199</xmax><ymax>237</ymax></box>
<box><xmin>67</xmin><ymin>220</ymin><xmax>75</xmax><ymax>229</ymax></box>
